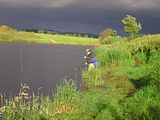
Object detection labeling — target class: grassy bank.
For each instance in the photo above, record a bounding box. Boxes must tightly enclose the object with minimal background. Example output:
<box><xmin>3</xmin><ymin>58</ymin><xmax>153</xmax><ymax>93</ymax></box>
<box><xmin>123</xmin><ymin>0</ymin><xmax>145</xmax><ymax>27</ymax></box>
<box><xmin>82</xmin><ymin>34</ymin><xmax>160</xmax><ymax>119</ymax></box>
<box><xmin>0</xmin><ymin>25</ymin><xmax>99</xmax><ymax>45</ymax></box>
<box><xmin>0</xmin><ymin>30</ymin><xmax>160</xmax><ymax>119</ymax></box>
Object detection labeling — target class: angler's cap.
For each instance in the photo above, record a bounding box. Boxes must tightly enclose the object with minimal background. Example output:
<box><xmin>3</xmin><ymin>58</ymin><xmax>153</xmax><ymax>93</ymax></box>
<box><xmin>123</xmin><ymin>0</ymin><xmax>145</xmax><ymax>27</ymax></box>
<box><xmin>85</xmin><ymin>48</ymin><xmax>90</xmax><ymax>52</ymax></box>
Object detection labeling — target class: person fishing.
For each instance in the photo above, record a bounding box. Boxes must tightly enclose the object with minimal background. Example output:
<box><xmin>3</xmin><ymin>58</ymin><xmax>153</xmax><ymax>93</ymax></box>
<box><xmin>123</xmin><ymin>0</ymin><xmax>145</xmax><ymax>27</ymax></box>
<box><xmin>84</xmin><ymin>48</ymin><xmax>98</xmax><ymax>71</ymax></box>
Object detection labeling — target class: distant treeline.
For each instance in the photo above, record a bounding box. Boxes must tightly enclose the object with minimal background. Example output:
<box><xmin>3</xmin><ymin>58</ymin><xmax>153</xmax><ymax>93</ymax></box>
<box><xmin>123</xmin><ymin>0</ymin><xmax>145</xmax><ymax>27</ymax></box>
<box><xmin>22</xmin><ymin>29</ymin><xmax>98</xmax><ymax>38</ymax></box>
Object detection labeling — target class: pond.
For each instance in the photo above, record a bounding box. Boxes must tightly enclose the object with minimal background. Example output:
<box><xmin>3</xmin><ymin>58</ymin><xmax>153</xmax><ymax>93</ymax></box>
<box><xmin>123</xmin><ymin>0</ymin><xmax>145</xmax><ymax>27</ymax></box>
<box><xmin>0</xmin><ymin>43</ymin><xmax>92</xmax><ymax>97</ymax></box>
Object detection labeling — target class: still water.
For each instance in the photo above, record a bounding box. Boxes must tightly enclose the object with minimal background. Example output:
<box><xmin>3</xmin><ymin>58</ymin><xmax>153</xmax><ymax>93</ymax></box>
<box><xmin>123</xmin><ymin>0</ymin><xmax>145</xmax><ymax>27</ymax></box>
<box><xmin>0</xmin><ymin>43</ymin><xmax>91</xmax><ymax>97</ymax></box>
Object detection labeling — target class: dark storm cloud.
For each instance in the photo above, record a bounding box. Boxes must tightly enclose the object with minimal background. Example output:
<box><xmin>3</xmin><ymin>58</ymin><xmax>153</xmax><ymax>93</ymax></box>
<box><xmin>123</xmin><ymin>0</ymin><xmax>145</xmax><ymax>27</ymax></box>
<box><xmin>0</xmin><ymin>0</ymin><xmax>160</xmax><ymax>35</ymax></box>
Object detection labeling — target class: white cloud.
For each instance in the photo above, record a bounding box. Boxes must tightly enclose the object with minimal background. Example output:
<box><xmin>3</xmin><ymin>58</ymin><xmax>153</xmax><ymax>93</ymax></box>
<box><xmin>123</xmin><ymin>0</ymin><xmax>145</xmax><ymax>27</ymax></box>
<box><xmin>50</xmin><ymin>0</ymin><xmax>76</xmax><ymax>8</ymax></box>
<box><xmin>74</xmin><ymin>0</ymin><xmax>160</xmax><ymax>11</ymax></box>
<box><xmin>123</xmin><ymin>0</ymin><xmax>159</xmax><ymax>10</ymax></box>
<box><xmin>0</xmin><ymin>0</ymin><xmax>160</xmax><ymax>10</ymax></box>
<box><xmin>0</xmin><ymin>0</ymin><xmax>76</xmax><ymax>8</ymax></box>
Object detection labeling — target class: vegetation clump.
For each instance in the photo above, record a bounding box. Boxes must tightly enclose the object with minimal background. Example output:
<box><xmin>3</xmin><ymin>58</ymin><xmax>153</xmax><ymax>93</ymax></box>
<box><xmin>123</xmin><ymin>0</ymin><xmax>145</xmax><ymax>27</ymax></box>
<box><xmin>99</xmin><ymin>28</ymin><xmax>118</xmax><ymax>44</ymax></box>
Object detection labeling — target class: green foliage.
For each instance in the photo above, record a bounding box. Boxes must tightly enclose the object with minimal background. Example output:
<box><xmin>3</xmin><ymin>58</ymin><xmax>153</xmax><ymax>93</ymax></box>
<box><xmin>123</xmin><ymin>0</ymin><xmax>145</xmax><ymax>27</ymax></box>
<box><xmin>2</xmin><ymin>84</ymin><xmax>55</xmax><ymax>120</ymax></box>
<box><xmin>1</xmin><ymin>26</ymin><xmax>160</xmax><ymax>119</ymax></box>
<box><xmin>53</xmin><ymin>80</ymin><xmax>80</xmax><ymax>117</ymax></box>
<box><xmin>79</xmin><ymin>90</ymin><xmax>122</xmax><ymax>120</ymax></box>
<box><xmin>99</xmin><ymin>28</ymin><xmax>117</xmax><ymax>44</ymax></box>
<box><xmin>1</xmin><ymin>81</ymin><xmax>80</xmax><ymax>120</ymax></box>
<box><xmin>79</xmin><ymin>90</ymin><xmax>108</xmax><ymax>119</ymax></box>
<box><xmin>54</xmin><ymin>80</ymin><xmax>79</xmax><ymax>105</ymax></box>
<box><xmin>133</xmin><ymin>52</ymin><xmax>147</xmax><ymax>65</ymax></box>
<box><xmin>148</xmin><ymin>49</ymin><xmax>160</xmax><ymax>64</ymax></box>
<box><xmin>95</xmin><ymin>109</ymin><xmax>114</xmax><ymax>120</ymax></box>
<box><xmin>95</xmin><ymin>34</ymin><xmax>160</xmax><ymax>68</ymax></box>
<box><xmin>94</xmin><ymin>46</ymin><xmax>129</xmax><ymax>67</ymax></box>
<box><xmin>127</xmin><ymin>34</ymin><xmax>145</xmax><ymax>41</ymax></box>
<box><xmin>120</xmin><ymin>86</ymin><xmax>160</xmax><ymax>120</ymax></box>
<box><xmin>122</xmin><ymin>15</ymin><xmax>142</xmax><ymax>37</ymax></box>
<box><xmin>82</xmin><ymin>69</ymin><xmax>105</xmax><ymax>88</ymax></box>
<box><xmin>100</xmin><ymin>36</ymin><xmax>122</xmax><ymax>45</ymax></box>
<box><xmin>83</xmin><ymin>34</ymin><xmax>160</xmax><ymax>120</ymax></box>
<box><xmin>149</xmin><ymin>63</ymin><xmax>160</xmax><ymax>86</ymax></box>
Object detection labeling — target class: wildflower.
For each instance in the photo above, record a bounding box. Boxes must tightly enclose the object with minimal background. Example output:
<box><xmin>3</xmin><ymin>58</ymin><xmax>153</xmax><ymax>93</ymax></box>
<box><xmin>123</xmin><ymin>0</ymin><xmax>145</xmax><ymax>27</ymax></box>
<box><xmin>0</xmin><ymin>106</ymin><xmax>5</xmax><ymax>116</ymax></box>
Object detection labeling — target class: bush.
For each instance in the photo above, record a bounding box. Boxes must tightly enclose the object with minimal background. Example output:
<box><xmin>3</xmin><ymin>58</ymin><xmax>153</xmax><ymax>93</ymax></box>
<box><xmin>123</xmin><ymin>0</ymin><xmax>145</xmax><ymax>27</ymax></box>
<box><xmin>99</xmin><ymin>28</ymin><xmax>117</xmax><ymax>44</ymax></box>
<box><xmin>101</xmin><ymin>36</ymin><xmax>122</xmax><ymax>45</ymax></box>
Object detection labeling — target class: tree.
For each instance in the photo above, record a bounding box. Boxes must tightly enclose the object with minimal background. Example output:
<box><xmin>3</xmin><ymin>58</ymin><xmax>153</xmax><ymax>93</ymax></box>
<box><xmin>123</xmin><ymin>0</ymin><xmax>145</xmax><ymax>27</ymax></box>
<box><xmin>122</xmin><ymin>15</ymin><xmax>142</xmax><ymax>37</ymax></box>
<box><xmin>99</xmin><ymin>28</ymin><xmax>117</xmax><ymax>44</ymax></box>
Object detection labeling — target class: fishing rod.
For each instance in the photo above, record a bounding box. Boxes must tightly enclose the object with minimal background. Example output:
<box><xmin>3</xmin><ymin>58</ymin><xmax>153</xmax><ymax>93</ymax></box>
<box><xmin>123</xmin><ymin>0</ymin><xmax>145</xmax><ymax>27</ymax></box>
<box><xmin>46</xmin><ymin>51</ymin><xmax>83</xmax><ymax>58</ymax></box>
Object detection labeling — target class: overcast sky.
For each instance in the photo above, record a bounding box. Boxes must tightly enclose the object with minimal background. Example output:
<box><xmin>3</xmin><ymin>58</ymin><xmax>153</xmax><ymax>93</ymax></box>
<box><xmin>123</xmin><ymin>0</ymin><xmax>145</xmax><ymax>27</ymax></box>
<box><xmin>0</xmin><ymin>0</ymin><xmax>160</xmax><ymax>35</ymax></box>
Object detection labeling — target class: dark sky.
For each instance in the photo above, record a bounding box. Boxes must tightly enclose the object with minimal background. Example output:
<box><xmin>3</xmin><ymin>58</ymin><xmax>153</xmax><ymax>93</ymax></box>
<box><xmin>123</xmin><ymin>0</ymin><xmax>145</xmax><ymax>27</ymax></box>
<box><xmin>0</xmin><ymin>0</ymin><xmax>160</xmax><ymax>35</ymax></box>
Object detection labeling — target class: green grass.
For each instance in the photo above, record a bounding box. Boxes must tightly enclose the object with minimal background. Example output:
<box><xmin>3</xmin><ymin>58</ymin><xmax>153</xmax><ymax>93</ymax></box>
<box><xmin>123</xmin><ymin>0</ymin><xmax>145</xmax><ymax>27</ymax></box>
<box><xmin>1</xmin><ymin>25</ymin><xmax>160</xmax><ymax>119</ymax></box>
<box><xmin>1</xmin><ymin>81</ymin><xmax>80</xmax><ymax>120</ymax></box>
<box><xmin>120</xmin><ymin>85</ymin><xmax>160</xmax><ymax>120</ymax></box>
<box><xmin>0</xmin><ymin>25</ymin><xmax>99</xmax><ymax>45</ymax></box>
<box><xmin>81</xmin><ymin>34</ymin><xmax>160</xmax><ymax>119</ymax></box>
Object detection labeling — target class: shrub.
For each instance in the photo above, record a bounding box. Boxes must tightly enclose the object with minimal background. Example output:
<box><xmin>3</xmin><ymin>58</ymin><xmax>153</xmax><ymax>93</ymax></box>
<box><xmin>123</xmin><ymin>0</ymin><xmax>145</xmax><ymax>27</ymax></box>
<box><xmin>101</xmin><ymin>36</ymin><xmax>122</xmax><ymax>45</ymax></box>
<box><xmin>99</xmin><ymin>28</ymin><xmax>117</xmax><ymax>44</ymax></box>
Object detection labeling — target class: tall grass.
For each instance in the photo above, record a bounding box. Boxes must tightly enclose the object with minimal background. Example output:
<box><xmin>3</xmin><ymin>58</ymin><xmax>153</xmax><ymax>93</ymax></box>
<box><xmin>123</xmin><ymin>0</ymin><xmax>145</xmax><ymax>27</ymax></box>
<box><xmin>95</xmin><ymin>46</ymin><xmax>129</xmax><ymax>67</ymax></box>
<box><xmin>82</xmin><ymin>34</ymin><xmax>160</xmax><ymax>119</ymax></box>
<box><xmin>1</xmin><ymin>33</ymin><xmax>160</xmax><ymax>119</ymax></box>
<box><xmin>82</xmin><ymin>69</ymin><xmax>105</xmax><ymax>88</ymax></box>
<box><xmin>53</xmin><ymin>80</ymin><xmax>79</xmax><ymax>115</ymax></box>
<box><xmin>94</xmin><ymin>34</ymin><xmax>160</xmax><ymax>67</ymax></box>
<box><xmin>0</xmin><ymin>80</ymin><xmax>80</xmax><ymax>120</ymax></box>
